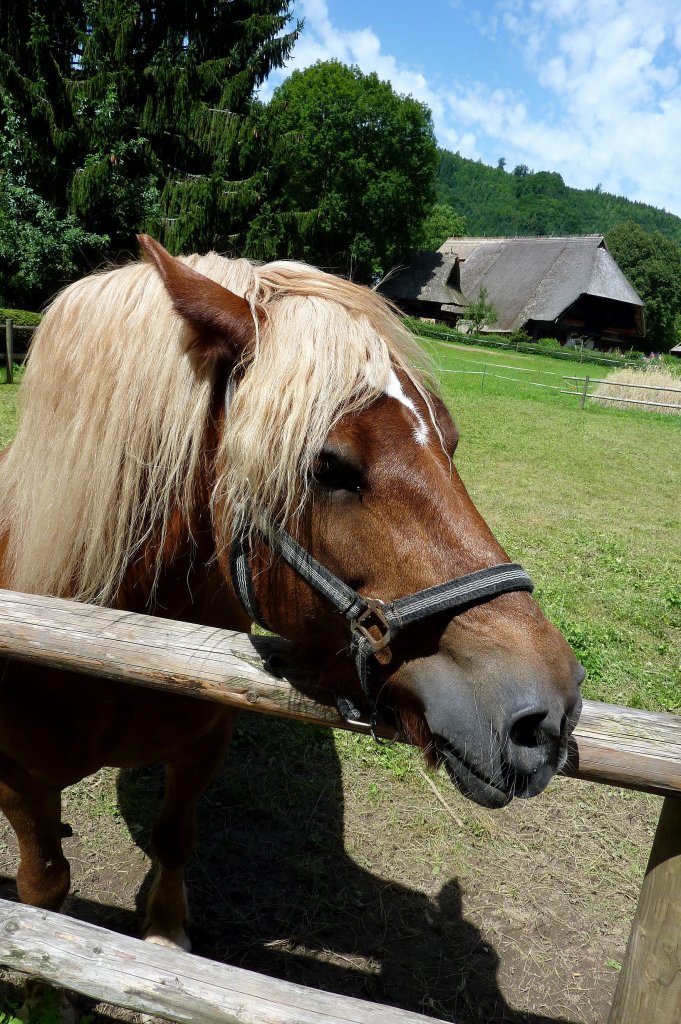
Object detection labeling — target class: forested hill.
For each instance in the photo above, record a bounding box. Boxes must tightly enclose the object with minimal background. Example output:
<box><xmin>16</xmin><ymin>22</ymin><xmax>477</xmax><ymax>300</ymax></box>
<box><xmin>436</xmin><ymin>150</ymin><xmax>681</xmax><ymax>244</ymax></box>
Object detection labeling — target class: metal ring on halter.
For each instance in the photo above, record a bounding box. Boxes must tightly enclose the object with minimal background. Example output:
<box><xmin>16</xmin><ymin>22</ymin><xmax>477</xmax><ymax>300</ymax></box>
<box><xmin>370</xmin><ymin>712</ymin><xmax>401</xmax><ymax>746</ymax></box>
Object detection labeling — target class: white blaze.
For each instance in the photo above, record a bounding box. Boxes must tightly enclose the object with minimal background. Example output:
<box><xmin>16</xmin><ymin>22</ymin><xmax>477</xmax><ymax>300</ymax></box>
<box><xmin>385</xmin><ymin>370</ymin><xmax>430</xmax><ymax>446</ymax></box>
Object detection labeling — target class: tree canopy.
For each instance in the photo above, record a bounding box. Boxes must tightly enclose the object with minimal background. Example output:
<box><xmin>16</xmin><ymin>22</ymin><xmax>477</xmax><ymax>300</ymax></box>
<box><xmin>415</xmin><ymin>203</ymin><xmax>467</xmax><ymax>251</ymax></box>
<box><xmin>605</xmin><ymin>221</ymin><xmax>681</xmax><ymax>352</ymax></box>
<box><xmin>245</xmin><ymin>61</ymin><xmax>437</xmax><ymax>281</ymax></box>
<box><xmin>436</xmin><ymin>150</ymin><xmax>681</xmax><ymax>244</ymax></box>
<box><xmin>0</xmin><ymin>0</ymin><xmax>300</xmax><ymax>305</ymax></box>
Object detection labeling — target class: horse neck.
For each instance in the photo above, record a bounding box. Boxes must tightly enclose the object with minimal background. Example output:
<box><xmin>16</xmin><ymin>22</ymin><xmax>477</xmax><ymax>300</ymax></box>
<box><xmin>111</xmin><ymin>499</ymin><xmax>208</xmax><ymax>615</ymax></box>
<box><xmin>113</xmin><ymin>468</ymin><xmax>250</xmax><ymax>632</ymax></box>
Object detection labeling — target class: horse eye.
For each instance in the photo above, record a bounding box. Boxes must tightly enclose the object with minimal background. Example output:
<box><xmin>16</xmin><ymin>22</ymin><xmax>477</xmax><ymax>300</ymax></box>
<box><xmin>312</xmin><ymin>450</ymin><xmax>362</xmax><ymax>494</ymax></box>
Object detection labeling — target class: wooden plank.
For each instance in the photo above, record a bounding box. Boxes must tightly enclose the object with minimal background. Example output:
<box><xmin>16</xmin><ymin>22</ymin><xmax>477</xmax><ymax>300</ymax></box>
<box><xmin>0</xmin><ymin>899</ymin><xmax>447</xmax><ymax>1024</ymax></box>
<box><xmin>589</xmin><ymin>393</ymin><xmax>681</xmax><ymax>410</ymax></box>
<box><xmin>0</xmin><ymin>588</ymin><xmax>384</xmax><ymax>738</ymax></box>
<box><xmin>4</xmin><ymin>319</ymin><xmax>13</xmax><ymax>384</ymax></box>
<box><xmin>1</xmin><ymin>589</ymin><xmax>680</xmax><ymax>795</ymax></box>
<box><xmin>563</xmin><ymin>701</ymin><xmax>681</xmax><ymax>798</ymax></box>
<box><xmin>608</xmin><ymin>796</ymin><xmax>681</xmax><ymax>1024</ymax></box>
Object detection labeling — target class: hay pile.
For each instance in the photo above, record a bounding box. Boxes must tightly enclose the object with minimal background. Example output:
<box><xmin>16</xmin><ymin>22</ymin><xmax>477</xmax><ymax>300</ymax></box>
<box><xmin>591</xmin><ymin>366</ymin><xmax>681</xmax><ymax>414</ymax></box>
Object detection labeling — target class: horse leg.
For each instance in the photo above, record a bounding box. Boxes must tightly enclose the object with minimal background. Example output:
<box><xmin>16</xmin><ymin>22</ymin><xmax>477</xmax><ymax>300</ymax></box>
<box><xmin>143</xmin><ymin>710</ymin><xmax>238</xmax><ymax>951</ymax></box>
<box><xmin>0</xmin><ymin>755</ymin><xmax>69</xmax><ymax>911</ymax></box>
<box><xmin>0</xmin><ymin>755</ymin><xmax>75</xmax><ymax>1022</ymax></box>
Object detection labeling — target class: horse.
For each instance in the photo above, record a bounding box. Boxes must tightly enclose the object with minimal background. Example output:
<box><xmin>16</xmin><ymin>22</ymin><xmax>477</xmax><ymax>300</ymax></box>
<box><xmin>0</xmin><ymin>235</ymin><xmax>583</xmax><ymax>959</ymax></box>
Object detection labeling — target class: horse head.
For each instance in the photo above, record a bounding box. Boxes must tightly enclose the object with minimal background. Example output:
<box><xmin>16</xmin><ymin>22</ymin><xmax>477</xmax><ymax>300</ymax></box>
<box><xmin>140</xmin><ymin>235</ymin><xmax>583</xmax><ymax>810</ymax></box>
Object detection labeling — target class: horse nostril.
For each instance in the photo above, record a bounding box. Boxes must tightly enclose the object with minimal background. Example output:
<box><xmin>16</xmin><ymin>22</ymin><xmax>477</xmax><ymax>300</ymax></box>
<box><xmin>507</xmin><ymin>708</ymin><xmax>550</xmax><ymax>750</ymax></box>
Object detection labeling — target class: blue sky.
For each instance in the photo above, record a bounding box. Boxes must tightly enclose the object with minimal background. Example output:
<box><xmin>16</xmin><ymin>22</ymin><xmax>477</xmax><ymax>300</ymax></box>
<box><xmin>260</xmin><ymin>0</ymin><xmax>681</xmax><ymax>217</ymax></box>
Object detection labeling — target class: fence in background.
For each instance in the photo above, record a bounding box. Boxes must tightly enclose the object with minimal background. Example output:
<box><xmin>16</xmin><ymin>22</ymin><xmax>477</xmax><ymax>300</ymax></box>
<box><xmin>430</xmin><ymin>346</ymin><xmax>681</xmax><ymax>412</ymax></box>
<box><xmin>0</xmin><ymin>589</ymin><xmax>680</xmax><ymax>1023</ymax></box>
<box><xmin>2</xmin><ymin>319</ymin><xmax>35</xmax><ymax>383</ymax></box>
<box><xmin>562</xmin><ymin>374</ymin><xmax>681</xmax><ymax>411</ymax></box>
<box><xmin>408</xmin><ymin>320</ymin><xmax>643</xmax><ymax>370</ymax></box>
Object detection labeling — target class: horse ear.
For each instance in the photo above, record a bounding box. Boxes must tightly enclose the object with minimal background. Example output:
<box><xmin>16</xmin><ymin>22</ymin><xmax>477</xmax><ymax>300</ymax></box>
<box><xmin>137</xmin><ymin>234</ymin><xmax>256</xmax><ymax>365</ymax></box>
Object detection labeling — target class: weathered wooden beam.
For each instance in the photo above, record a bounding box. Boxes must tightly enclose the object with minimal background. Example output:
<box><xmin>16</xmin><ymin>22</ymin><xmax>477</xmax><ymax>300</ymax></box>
<box><xmin>1</xmin><ymin>588</ymin><xmax>680</xmax><ymax>795</ymax></box>
<box><xmin>0</xmin><ymin>898</ymin><xmax>447</xmax><ymax>1024</ymax></box>
<box><xmin>563</xmin><ymin>701</ymin><xmax>681</xmax><ymax>798</ymax></box>
<box><xmin>0</xmin><ymin>587</ymin><xmax>363</xmax><ymax>732</ymax></box>
<box><xmin>607</xmin><ymin>795</ymin><xmax>681</xmax><ymax>1023</ymax></box>
<box><xmin>4</xmin><ymin>319</ymin><xmax>13</xmax><ymax>385</ymax></box>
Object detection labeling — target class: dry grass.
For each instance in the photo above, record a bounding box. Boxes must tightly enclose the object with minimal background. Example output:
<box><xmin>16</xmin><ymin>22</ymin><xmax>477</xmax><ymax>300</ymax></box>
<box><xmin>591</xmin><ymin>366</ymin><xmax>681</xmax><ymax>414</ymax></box>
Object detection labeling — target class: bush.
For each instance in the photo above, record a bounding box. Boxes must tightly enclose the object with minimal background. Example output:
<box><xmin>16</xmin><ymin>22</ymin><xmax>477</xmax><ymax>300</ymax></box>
<box><xmin>509</xmin><ymin>328</ymin><xmax>531</xmax><ymax>346</ymax></box>
<box><xmin>659</xmin><ymin>354</ymin><xmax>681</xmax><ymax>376</ymax></box>
<box><xmin>0</xmin><ymin>307</ymin><xmax>41</xmax><ymax>326</ymax></box>
<box><xmin>403</xmin><ymin>317</ymin><xmax>650</xmax><ymax>370</ymax></box>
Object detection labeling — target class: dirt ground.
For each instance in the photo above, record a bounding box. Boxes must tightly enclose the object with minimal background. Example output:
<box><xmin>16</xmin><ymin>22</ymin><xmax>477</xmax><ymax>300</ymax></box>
<box><xmin>0</xmin><ymin>712</ymin><xmax>660</xmax><ymax>1024</ymax></box>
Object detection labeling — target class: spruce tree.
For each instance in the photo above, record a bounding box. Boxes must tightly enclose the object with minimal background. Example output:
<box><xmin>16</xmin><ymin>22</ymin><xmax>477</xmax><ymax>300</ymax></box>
<box><xmin>71</xmin><ymin>0</ymin><xmax>301</xmax><ymax>253</ymax></box>
<box><xmin>0</xmin><ymin>1</ymin><xmax>82</xmax><ymax>208</ymax></box>
<box><xmin>1</xmin><ymin>1</ymin><xmax>300</xmax><ymax>264</ymax></box>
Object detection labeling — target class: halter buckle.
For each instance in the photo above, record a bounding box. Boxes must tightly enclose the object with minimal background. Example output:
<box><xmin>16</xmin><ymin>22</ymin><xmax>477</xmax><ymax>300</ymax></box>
<box><xmin>351</xmin><ymin>599</ymin><xmax>394</xmax><ymax>661</ymax></box>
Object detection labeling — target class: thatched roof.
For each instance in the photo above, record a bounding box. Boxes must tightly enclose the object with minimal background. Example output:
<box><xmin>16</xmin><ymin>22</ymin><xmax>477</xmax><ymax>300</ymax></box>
<box><xmin>438</xmin><ymin>235</ymin><xmax>643</xmax><ymax>331</ymax></box>
<box><xmin>378</xmin><ymin>252</ymin><xmax>465</xmax><ymax>310</ymax></box>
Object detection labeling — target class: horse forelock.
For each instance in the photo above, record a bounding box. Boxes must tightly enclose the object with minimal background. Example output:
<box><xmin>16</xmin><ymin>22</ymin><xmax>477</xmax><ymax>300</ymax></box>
<box><xmin>0</xmin><ymin>252</ymin><xmax>434</xmax><ymax>606</ymax></box>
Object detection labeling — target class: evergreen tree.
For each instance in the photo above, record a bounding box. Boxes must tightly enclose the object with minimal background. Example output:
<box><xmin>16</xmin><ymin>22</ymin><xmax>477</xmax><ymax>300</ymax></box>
<box><xmin>1</xmin><ymin>1</ymin><xmax>300</xmax><ymax>268</ymax></box>
<box><xmin>0</xmin><ymin>2</ymin><xmax>82</xmax><ymax>208</ymax></box>
<box><xmin>0</xmin><ymin>97</ymin><xmax>109</xmax><ymax>308</ymax></box>
<box><xmin>70</xmin><ymin>0</ymin><xmax>301</xmax><ymax>254</ymax></box>
<box><xmin>461</xmin><ymin>286</ymin><xmax>498</xmax><ymax>335</ymax></box>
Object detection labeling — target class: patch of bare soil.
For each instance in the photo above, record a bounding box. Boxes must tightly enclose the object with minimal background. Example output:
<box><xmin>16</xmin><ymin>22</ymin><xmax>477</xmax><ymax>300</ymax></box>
<box><xmin>0</xmin><ymin>714</ymin><xmax>659</xmax><ymax>1024</ymax></box>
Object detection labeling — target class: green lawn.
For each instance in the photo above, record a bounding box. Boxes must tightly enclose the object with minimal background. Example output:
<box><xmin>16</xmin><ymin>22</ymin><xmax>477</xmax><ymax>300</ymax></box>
<box><xmin>1</xmin><ymin>348</ymin><xmax>679</xmax><ymax>712</ymax></box>
<box><xmin>429</xmin><ymin>340</ymin><xmax>681</xmax><ymax>712</ymax></box>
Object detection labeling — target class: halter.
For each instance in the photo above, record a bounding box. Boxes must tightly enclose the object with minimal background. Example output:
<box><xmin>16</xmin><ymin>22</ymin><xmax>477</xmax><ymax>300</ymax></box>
<box><xmin>230</xmin><ymin>526</ymin><xmax>534</xmax><ymax>730</ymax></box>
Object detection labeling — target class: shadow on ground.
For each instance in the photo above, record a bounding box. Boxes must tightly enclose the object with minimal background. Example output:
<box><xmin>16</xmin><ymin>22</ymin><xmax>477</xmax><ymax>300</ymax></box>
<box><xmin>103</xmin><ymin>713</ymin><xmax>575</xmax><ymax>1024</ymax></box>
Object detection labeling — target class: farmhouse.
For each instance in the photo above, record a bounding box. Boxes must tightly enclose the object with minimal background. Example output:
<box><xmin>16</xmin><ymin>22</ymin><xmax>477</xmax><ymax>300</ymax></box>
<box><xmin>378</xmin><ymin>251</ymin><xmax>466</xmax><ymax>323</ymax></box>
<box><xmin>379</xmin><ymin>235</ymin><xmax>646</xmax><ymax>346</ymax></box>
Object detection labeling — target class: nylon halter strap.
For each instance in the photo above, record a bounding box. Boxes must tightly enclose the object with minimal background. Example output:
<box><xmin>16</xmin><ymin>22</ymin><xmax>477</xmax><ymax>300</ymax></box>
<box><xmin>230</xmin><ymin>527</ymin><xmax>534</xmax><ymax>728</ymax></box>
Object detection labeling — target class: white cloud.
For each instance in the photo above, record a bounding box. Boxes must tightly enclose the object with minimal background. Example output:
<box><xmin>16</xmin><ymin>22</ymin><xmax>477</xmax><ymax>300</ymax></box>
<box><xmin>259</xmin><ymin>0</ymin><xmax>442</xmax><ymax>119</ymax></box>
<box><xmin>262</xmin><ymin>0</ymin><xmax>681</xmax><ymax>216</ymax></box>
<box><xmin>447</xmin><ymin>0</ymin><xmax>681</xmax><ymax>211</ymax></box>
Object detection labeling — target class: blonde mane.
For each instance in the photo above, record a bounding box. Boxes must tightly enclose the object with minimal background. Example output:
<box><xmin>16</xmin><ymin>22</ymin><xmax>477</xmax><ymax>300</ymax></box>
<box><xmin>0</xmin><ymin>252</ymin><xmax>432</xmax><ymax>605</ymax></box>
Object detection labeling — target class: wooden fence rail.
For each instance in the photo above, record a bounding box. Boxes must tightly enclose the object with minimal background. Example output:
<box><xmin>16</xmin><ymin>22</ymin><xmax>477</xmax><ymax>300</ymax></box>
<box><xmin>0</xmin><ymin>899</ymin><xmax>445</xmax><ymax>1024</ymax></box>
<box><xmin>0</xmin><ymin>588</ymin><xmax>680</xmax><ymax>1023</ymax></box>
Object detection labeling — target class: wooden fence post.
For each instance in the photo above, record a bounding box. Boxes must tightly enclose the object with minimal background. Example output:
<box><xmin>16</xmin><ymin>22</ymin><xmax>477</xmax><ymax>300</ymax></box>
<box><xmin>4</xmin><ymin>319</ymin><xmax>13</xmax><ymax>384</ymax></box>
<box><xmin>608</xmin><ymin>795</ymin><xmax>681</xmax><ymax>1023</ymax></box>
<box><xmin>580</xmin><ymin>375</ymin><xmax>589</xmax><ymax>409</ymax></box>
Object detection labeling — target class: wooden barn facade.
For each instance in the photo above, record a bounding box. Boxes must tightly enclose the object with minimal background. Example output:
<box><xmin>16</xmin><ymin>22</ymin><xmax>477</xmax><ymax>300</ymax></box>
<box><xmin>379</xmin><ymin>235</ymin><xmax>646</xmax><ymax>347</ymax></box>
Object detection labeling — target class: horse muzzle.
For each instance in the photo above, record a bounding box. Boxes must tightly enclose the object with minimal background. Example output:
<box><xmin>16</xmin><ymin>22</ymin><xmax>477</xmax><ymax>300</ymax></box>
<box><xmin>410</xmin><ymin>654</ymin><xmax>584</xmax><ymax>809</ymax></box>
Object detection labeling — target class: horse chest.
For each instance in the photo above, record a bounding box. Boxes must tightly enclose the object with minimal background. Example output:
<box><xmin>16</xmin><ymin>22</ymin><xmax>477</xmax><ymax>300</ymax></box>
<box><xmin>0</xmin><ymin>661</ymin><xmax>230</xmax><ymax>786</ymax></box>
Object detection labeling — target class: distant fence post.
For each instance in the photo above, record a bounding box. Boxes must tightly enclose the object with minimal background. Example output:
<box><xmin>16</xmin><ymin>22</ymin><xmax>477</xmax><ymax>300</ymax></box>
<box><xmin>580</xmin><ymin>376</ymin><xmax>589</xmax><ymax>410</ymax></box>
<box><xmin>4</xmin><ymin>319</ymin><xmax>13</xmax><ymax>384</ymax></box>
